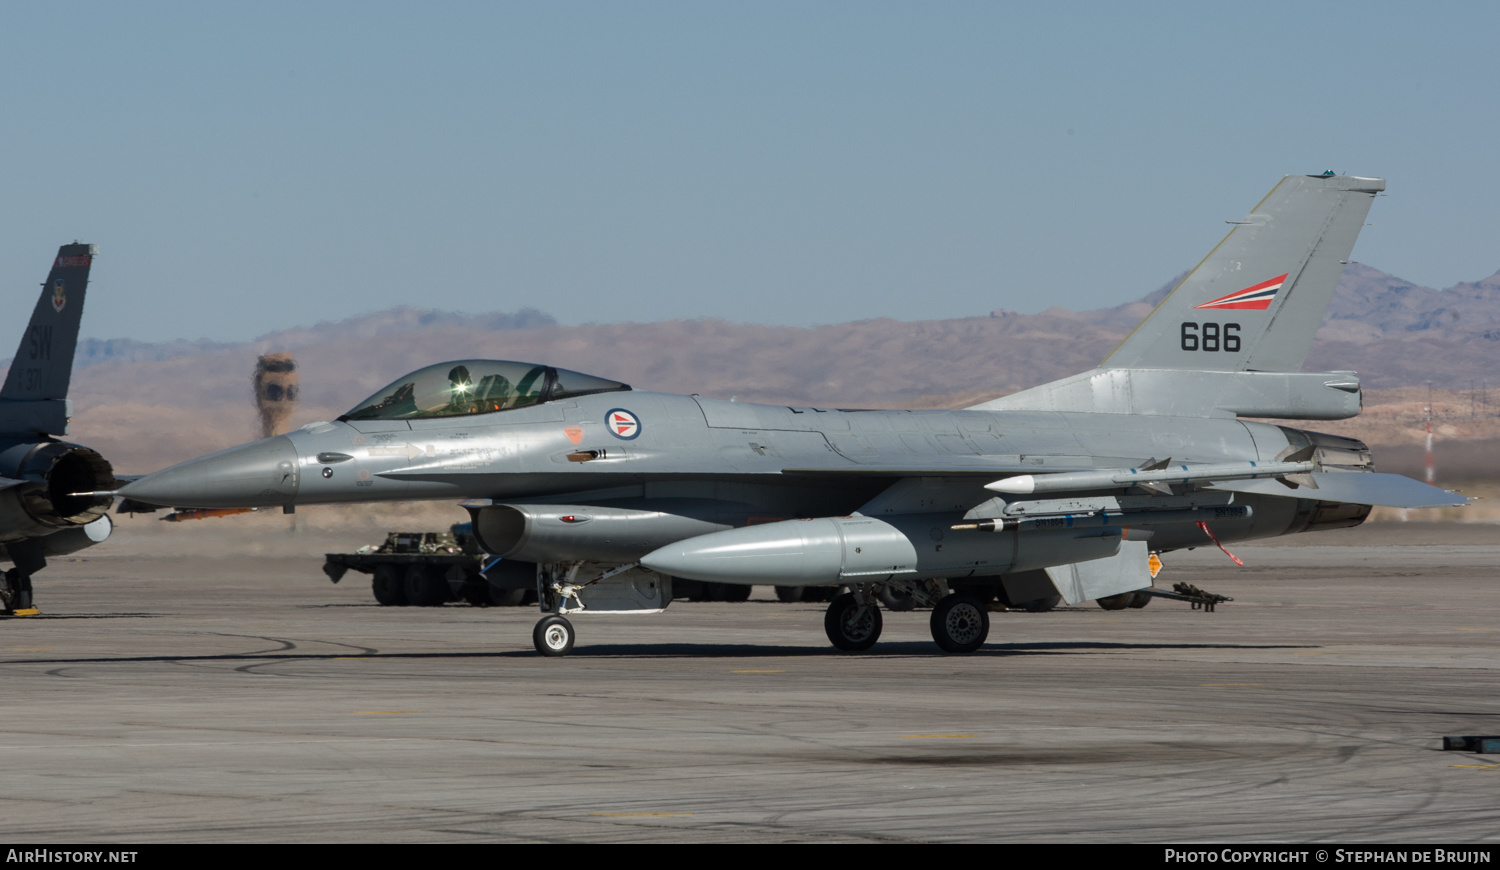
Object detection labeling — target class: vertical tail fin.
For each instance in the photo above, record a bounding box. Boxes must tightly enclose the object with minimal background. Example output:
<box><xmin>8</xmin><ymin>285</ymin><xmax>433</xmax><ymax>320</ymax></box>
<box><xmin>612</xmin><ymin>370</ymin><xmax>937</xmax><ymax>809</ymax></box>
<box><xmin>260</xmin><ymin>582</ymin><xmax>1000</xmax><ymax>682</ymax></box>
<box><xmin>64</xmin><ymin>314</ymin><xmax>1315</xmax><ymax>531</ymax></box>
<box><xmin>0</xmin><ymin>243</ymin><xmax>95</xmax><ymax>435</ymax></box>
<box><xmin>1103</xmin><ymin>174</ymin><xmax>1383</xmax><ymax>372</ymax></box>
<box><xmin>971</xmin><ymin>175</ymin><xmax>1383</xmax><ymax>419</ymax></box>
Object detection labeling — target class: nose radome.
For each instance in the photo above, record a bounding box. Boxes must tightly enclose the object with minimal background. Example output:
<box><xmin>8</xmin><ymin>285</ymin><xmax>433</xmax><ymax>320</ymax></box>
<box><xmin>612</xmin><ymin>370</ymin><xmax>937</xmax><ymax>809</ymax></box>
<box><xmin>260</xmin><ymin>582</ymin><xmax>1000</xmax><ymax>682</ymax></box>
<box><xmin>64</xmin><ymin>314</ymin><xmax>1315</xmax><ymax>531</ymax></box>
<box><xmin>120</xmin><ymin>436</ymin><xmax>300</xmax><ymax>509</ymax></box>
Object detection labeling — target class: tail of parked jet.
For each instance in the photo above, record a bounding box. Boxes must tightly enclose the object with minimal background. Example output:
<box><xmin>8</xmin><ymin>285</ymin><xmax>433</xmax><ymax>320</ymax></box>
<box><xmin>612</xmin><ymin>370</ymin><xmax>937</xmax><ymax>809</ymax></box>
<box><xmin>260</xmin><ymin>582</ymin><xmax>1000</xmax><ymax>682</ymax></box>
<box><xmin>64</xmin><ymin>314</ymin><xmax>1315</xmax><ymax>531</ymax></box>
<box><xmin>0</xmin><ymin>243</ymin><xmax>95</xmax><ymax>437</ymax></box>
<box><xmin>972</xmin><ymin>174</ymin><xmax>1384</xmax><ymax>420</ymax></box>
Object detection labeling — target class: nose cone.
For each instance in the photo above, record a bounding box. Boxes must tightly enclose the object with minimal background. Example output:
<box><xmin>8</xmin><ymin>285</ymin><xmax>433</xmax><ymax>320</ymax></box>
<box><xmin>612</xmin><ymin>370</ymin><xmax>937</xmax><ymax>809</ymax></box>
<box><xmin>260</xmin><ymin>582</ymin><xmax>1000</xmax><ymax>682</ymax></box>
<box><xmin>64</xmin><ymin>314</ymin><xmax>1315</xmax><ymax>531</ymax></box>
<box><xmin>121</xmin><ymin>436</ymin><xmax>300</xmax><ymax>508</ymax></box>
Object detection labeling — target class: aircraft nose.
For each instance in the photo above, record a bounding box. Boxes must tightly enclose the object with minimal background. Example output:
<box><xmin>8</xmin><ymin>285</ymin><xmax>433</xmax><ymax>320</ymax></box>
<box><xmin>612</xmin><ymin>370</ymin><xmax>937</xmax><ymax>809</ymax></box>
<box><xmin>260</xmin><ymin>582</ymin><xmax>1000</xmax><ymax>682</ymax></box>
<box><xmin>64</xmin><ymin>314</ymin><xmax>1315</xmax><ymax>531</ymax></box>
<box><xmin>120</xmin><ymin>436</ymin><xmax>301</xmax><ymax>509</ymax></box>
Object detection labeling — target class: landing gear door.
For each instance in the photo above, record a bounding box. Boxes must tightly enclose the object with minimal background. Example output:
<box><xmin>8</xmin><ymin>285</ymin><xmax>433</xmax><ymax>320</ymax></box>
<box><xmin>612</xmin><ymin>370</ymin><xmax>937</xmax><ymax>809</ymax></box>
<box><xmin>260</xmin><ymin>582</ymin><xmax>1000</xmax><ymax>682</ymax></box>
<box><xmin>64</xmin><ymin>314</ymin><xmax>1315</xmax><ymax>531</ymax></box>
<box><xmin>542</xmin><ymin>562</ymin><xmax>672</xmax><ymax>614</ymax></box>
<box><xmin>1044</xmin><ymin>540</ymin><xmax>1152</xmax><ymax>606</ymax></box>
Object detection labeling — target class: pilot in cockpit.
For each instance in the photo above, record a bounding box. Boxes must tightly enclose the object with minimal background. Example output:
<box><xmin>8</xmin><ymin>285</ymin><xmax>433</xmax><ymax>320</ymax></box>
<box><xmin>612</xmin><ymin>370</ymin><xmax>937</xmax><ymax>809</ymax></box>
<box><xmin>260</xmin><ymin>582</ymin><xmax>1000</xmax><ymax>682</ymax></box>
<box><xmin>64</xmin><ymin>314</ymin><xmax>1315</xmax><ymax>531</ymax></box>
<box><xmin>445</xmin><ymin>365</ymin><xmax>475</xmax><ymax>414</ymax></box>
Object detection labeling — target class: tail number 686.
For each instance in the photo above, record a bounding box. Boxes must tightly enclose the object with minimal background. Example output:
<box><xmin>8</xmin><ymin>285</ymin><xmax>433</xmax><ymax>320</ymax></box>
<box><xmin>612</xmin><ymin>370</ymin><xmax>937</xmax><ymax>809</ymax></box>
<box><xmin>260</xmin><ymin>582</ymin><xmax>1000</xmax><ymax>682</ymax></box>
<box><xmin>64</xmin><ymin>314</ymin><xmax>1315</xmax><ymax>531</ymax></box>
<box><xmin>1180</xmin><ymin>322</ymin><xmax>1241</xmax><ymax>352</ymax></box>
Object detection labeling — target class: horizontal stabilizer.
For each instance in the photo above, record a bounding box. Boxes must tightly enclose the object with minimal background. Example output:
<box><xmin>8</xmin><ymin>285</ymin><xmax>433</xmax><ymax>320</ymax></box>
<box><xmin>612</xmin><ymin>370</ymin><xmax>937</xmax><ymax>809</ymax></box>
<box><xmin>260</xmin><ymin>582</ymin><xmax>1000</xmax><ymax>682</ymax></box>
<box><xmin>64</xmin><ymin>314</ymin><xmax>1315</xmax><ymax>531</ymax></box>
<box><xmin>1208</xmin><ymin>472</ymin><xmax>1467</xmax><ymax>508</ymax></box>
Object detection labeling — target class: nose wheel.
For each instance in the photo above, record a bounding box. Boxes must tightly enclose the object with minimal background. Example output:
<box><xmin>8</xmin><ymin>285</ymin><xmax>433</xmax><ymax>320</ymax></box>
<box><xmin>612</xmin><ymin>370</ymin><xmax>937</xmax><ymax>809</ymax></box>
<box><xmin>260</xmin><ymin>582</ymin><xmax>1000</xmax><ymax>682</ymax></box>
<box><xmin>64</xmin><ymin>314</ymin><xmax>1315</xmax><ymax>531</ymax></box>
<box><xmin>533</xmin><ymin>615</ymin><xmax>576</xmax><ymax>656</ymax></box>
<box><xmin>930</xmin><ymin>593</ymin><xmax>989</xmax><ymax>653</ymax></box>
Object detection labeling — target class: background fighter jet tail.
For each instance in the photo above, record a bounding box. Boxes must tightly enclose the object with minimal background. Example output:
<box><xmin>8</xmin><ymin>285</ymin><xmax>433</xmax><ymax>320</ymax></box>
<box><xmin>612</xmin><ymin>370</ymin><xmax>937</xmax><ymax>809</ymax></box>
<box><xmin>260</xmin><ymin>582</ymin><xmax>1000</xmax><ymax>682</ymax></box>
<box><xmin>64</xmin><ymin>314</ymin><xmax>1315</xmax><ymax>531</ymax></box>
<box><xmin>0</xmin><ymin>244</ymin><xmax>114</xmax><ymax>612</ymax></box>
<box><xmin>0</xmin><ymin>243</ymin><xmax>96</xmax><ymax>437</ymax></box>
<box><xmin>971</xmin><ymin>174</ymin><xmax>1384</xmax><ymax>420</ymax></box>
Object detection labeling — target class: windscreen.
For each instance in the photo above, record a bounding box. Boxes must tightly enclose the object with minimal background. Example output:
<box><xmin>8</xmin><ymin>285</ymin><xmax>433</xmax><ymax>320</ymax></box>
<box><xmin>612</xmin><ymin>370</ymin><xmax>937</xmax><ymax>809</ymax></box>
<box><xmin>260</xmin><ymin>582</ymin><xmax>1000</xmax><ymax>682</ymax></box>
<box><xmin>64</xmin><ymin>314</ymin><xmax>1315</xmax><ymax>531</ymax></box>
<box><xmin>342</xmin><ymin>359</ymin><xmax>628</xmax><ymax>420</ymax></box>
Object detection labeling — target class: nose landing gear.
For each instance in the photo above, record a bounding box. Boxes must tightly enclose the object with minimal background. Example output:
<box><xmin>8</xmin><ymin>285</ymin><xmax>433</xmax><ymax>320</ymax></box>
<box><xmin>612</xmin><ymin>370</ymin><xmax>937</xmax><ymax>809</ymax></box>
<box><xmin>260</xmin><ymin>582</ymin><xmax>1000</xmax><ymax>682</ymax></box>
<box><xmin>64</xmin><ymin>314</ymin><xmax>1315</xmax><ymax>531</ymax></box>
<box><xmin>533</xmin><ymin>615</ymin><xmax>576</xmax><ymax>656</ymax></box>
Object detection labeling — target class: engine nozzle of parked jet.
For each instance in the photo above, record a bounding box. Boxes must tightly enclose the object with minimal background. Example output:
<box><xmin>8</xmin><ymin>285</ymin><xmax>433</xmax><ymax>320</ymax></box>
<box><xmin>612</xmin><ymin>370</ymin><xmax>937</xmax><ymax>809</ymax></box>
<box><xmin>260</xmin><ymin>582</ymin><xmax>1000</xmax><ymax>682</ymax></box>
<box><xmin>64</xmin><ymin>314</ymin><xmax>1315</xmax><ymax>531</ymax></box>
<box><xmin>119</xmin><ymin>436</ymin><xmax>301</xmax><ymax>509</ymax></box>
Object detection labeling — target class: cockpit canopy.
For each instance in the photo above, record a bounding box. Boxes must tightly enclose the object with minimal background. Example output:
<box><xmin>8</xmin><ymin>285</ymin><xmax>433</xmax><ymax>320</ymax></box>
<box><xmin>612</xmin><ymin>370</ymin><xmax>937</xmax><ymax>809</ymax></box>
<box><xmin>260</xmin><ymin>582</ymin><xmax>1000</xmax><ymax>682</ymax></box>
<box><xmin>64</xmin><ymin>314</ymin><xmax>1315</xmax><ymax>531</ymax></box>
<box><xmin>341</xmin><ymin>359</ymin><xmax>630</xmax><ymax>421</ymax></box>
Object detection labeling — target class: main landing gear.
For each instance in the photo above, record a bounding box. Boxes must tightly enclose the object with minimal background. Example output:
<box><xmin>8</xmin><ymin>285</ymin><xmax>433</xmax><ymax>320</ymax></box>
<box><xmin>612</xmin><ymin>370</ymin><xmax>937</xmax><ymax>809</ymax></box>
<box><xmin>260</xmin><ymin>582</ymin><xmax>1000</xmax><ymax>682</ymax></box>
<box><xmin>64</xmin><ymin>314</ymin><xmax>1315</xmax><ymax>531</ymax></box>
<box><xmin>824</xmin><ymin>591</ymin><xmax>883</xmax><ymax>651</ymax></box>
<box><xmin>820</xmin><ymin>583</ymin><xmax>991</xmax><ymax>654</ymax></box>
<box><xmin>1</xmin><ymin>568</ymin><xmax>35</xmax><ymax>614</ymax></box>
<box><xmin>929</xmin><ymin>593</ymin><xmax>989</xmax><ymax>653</ymax></box>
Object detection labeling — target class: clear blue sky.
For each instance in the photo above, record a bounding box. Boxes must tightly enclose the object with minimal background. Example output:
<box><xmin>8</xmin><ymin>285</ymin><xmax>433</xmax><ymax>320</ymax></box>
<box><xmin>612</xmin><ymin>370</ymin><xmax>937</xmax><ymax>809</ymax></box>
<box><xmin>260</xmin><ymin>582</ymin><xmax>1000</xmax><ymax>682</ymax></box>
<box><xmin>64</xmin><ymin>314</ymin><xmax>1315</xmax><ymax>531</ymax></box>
<box><xmin>2</xmin><ymin>1</ymin><xmax>1496</xmax><ymax>343</ymax></box>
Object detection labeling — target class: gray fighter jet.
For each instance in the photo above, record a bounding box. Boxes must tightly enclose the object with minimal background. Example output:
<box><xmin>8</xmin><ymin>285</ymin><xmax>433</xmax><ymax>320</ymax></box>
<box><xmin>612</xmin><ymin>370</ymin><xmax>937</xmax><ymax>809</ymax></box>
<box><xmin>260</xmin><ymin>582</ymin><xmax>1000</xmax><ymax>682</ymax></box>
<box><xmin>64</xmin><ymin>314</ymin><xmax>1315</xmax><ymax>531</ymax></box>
<box><xmin>119</xmin><ymin>174</ymin><xmax>1464</xmax><ymax>655</ymax></box>
<box><xmin>0</xmin><ymin>244</ymin><xmax>117</xmax><ymax>612</ymax></box>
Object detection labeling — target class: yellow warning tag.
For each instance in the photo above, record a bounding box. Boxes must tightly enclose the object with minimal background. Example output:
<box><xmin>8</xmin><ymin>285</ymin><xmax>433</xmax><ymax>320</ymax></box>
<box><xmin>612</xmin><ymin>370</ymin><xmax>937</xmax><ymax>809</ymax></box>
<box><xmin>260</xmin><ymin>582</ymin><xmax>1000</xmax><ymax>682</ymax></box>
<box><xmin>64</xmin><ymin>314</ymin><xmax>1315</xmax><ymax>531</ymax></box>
<box><xmin>1148</xmin><ymin>553</ymin><xmax>1163</xmax><ymax>579</ymax></box>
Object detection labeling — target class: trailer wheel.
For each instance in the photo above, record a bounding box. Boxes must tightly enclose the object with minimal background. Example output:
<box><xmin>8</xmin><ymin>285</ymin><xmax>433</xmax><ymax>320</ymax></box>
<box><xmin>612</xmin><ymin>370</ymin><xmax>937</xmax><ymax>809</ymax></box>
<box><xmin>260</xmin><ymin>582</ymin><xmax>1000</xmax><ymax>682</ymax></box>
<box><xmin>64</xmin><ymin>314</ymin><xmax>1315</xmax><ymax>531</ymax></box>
<box><xmin>404</xmin><ymin>566</ymin><xmax>447</xmax><ymax>607</ymax></box>
<box><xmin>931</xmin><ymin>594</ymin><xmax>989</xmax><ymax>653</ymax></box>
<box><xmin>722</xmin><ymin>584</ymin><xmax>752</xmax><ymax>603</ymax></box>
<box><xmin>461</xmin><ymin>581</ymin><xmax>491</xmax><ymax>607</ymax></box>
<box><xmin>372</xmin><ymin>564</ymin><xmax>406</xmax><ymax>606</ymax></box>
<box><xmin>489</xmin><ymin>587</ymin><xmax>527</xmax><ymax>606</ymax></box>
<box><xmin>1096</xmin><ymin>593</ymin><xmax>1133</xmax><ymax>611</ymax></box>
<box><xmin>1128</xmin><ymin>591</ymin><xmax>1153</xmax><ymax>609</ymax></box>
<box><xmin>877</xmin><ymin>585</ymin><xmax>917</xmax><ymax>611</ymax></box>
<box><xmin>1022</xmin><ymin>594</ymin><xmax>1062</xmax><ymax>613</ymax></box>
<box><xmin>533</xmin><ymin>615</ymin><xmax>575</xmax><ymax>656</ymax></box>
<box><xmin>775</xmin><ymin>585</ymin><xmax>804</xmax><ymax>603</ymax></box>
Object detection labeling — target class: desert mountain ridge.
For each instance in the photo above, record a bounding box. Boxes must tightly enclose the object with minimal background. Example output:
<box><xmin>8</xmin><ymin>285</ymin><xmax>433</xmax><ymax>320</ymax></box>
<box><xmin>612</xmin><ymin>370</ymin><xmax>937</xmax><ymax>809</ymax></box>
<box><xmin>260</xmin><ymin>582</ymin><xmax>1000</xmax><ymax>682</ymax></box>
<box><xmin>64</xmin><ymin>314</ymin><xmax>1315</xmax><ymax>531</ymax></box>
<box><xmin>37</xmin><ymin>262</ymin><xmax>1500</xmax><ymax>390</ymax></box>
<box><xmin>4</xmin><ymin>262</ymin><xmax>1497</xmax><ymax>476</ymax></box>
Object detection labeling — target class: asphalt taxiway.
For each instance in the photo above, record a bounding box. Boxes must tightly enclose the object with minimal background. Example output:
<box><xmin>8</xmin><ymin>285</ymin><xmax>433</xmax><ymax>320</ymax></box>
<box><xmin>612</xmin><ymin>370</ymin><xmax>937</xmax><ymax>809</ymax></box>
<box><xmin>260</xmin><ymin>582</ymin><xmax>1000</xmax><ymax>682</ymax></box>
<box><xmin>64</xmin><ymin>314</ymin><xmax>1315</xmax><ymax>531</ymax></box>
<box><xmin>2</xmin><ymin>518</ymin><xmax>1497</xmax><ymax>843</ymax></box>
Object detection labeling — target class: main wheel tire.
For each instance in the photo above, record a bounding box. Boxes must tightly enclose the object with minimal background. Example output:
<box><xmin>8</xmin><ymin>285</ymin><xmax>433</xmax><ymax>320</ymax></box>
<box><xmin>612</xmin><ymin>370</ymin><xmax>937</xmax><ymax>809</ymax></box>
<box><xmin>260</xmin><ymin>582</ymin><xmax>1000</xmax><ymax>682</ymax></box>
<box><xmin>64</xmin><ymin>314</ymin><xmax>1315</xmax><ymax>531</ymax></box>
<box><xmin>775</xmin><ymin>585</ymin><xmax>805</xmax><ymax>603</ymax></box>
<box><xmin>371</xmin><ymin>564</ymin><xmax>407</xmax><ymax>606</ymax></box>
<box><xmin>1022</xmin><ymin>594</ymin><xmax>1062</xmax><ymax>613</ymax></box>
<box><xmin>1127</xmin><ymin>591</ymin><xmax>1153</xmax><ymax>609</ymax></box>
<box><xmin>533</xmin><ymin>615</ymin><xmax>575</xmax><ymax>657</ymax></box>
<box><xmin>1096</xmin><ymin>592</ymin><xmax>1133</xmax><ymax>611</ymax></box>
<box><xmin>824</xmin><ymin>592</ymin><xmax>883</xmax><ymax>652</ymax></box>
<box><xmin>404</xmin><ymin>565</ymin><xmax>447</xmax><ymax>607</ymax></box>
<box><xmin>722</xmin><ymin>584</ymin><xmax>752</xmax><ymax>603</ymax></box>
<box><xmin>877</xmin><ymin>585</ymin><xmax>917</xmax><ymax>612</ymax></box>
<box><xmin>930</xmin><ymin>594</ymin><xmax>990</xmax><ymax>653</ymax></box>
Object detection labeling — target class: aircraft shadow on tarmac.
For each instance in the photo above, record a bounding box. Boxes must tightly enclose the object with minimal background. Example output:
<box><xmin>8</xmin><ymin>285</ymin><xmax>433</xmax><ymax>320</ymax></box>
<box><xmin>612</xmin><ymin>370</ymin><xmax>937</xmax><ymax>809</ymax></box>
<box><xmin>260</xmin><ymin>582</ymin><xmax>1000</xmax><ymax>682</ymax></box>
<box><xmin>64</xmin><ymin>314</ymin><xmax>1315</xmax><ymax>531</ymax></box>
<box><xmin>541</xmin><ymin>640</ymin><xmax>1319</xmax><ymax>658</ymax></box>
<box><xmin>2</xmin><ymin>639</ymin><xmax>1317</xmax><ymax>667</ymax></box>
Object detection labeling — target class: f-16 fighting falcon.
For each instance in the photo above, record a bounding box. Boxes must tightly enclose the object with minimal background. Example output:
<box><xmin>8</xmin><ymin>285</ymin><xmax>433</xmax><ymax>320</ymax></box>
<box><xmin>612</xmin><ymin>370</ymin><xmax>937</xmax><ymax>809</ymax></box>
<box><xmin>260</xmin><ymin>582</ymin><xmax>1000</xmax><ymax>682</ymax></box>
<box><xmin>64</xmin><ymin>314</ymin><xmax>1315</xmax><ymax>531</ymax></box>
<box><xmin>0</xmin><ymin>244</ymin><xmax>116</xmax><ymax>613</ymax></box>
<box><xmin>118</xmin><ymin>174</ymin><xmax>1465</xmax><ymax>655</ymax></box>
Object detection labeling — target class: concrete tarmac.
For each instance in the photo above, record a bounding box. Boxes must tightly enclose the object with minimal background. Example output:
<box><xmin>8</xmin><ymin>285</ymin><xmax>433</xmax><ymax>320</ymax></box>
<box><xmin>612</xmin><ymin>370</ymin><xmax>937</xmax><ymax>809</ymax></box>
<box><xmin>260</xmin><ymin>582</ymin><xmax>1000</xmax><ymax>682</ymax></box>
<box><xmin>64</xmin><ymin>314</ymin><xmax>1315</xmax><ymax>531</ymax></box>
<box><xmin>2</xmin><ymin>520</ymin><xmax>1497</xmax><ymax>843</ymax></box>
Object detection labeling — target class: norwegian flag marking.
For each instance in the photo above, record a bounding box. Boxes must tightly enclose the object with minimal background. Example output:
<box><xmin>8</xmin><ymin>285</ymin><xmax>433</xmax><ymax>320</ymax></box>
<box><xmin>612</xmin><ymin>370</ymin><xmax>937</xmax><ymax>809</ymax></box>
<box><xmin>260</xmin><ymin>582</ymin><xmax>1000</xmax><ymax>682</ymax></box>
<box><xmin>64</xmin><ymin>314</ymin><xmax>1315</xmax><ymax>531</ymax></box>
<box><xmin>1193</xmin><ymin>273</ymin><xmax>1288</xmax><ymax>311</ymax></box>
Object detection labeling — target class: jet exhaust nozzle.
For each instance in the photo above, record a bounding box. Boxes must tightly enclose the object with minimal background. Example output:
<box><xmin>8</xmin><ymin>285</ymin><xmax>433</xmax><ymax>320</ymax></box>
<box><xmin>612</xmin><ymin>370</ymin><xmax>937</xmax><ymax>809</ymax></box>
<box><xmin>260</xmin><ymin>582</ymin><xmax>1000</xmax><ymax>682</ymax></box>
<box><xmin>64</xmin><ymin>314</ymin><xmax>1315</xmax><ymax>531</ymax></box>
<box><xmin>0</xmin><ymin>443</ymin><xmax>117</xmax><ymax>534</ymax></box>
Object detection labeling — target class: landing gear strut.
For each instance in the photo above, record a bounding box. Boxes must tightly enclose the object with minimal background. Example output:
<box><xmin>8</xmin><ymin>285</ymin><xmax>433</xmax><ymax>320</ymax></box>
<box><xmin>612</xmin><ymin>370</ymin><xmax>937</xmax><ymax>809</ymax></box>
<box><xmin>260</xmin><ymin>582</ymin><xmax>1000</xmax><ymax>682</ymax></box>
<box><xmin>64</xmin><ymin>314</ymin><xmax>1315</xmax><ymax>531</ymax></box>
<box><xmin>3</xmin><ymin>539</ymin><xmax>45</xmax><ymax>615</ymax></box>
<box><xmin>1</xmin><ymin>569</ymin><xmax>33</xmax><ymax>613</ymax></box>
